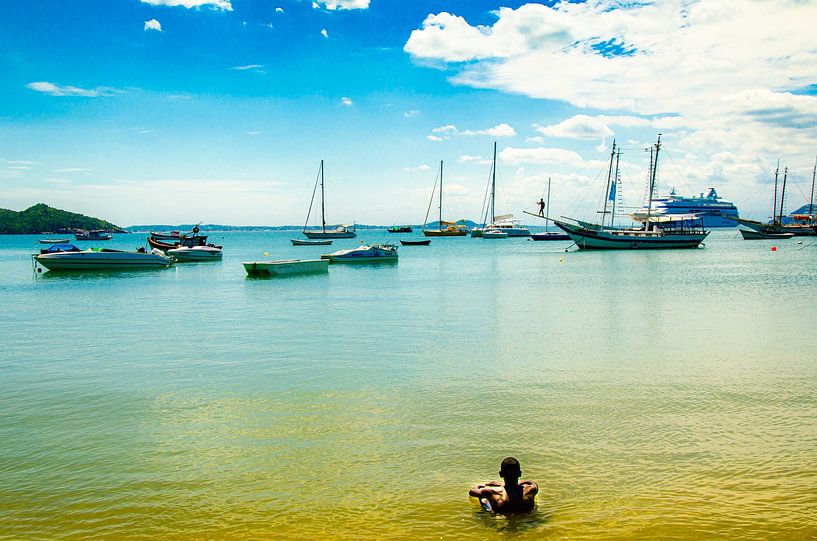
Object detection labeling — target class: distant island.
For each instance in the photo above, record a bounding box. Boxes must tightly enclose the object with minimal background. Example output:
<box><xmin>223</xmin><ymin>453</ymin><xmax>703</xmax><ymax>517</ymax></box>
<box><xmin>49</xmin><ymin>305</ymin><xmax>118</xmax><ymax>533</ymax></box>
<box><xmin>126</xmin><ymin>219</ymin><xmax>482</xmax><ymax>232</ymax></box>
<box><xmin>0</xmin><ymin>203</ymin><xmax>122</xmax><ymax>234</ymax></box>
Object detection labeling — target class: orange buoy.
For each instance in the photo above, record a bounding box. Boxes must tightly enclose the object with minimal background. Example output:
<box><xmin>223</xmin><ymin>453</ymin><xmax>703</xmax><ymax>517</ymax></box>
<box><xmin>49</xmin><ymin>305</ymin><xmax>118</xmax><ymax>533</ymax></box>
<box><xmin>771</xmin><ymin>246</ymin><xmax>777</xmax><ymax>252</ymax></box>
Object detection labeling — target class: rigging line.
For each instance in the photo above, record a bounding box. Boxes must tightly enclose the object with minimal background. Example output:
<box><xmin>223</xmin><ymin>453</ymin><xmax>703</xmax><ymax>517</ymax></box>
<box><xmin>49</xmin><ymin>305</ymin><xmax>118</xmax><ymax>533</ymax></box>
<box><xmin>423</xmin><ymin>164</ymin><xmax>441</xmax><ymax>227</ymax></box>
<box><xmin>661</xmin><ymin>148</ymin><xmax>695</xmax><ymax>195</ymax></box>
<box><xmin>303</xmin><ymin>162</ymin><xmax>322</xmax><ymax>231</ymax></box>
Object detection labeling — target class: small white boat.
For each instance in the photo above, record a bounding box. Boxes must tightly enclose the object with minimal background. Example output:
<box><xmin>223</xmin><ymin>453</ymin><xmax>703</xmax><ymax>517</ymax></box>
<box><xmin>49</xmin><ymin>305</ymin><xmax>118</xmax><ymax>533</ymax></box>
<box><xmin>321</xmin><ymin>243</ymin><xmax>398</xmax><ymax>262</ymax></box>
<box><xmin>243</xmin><ymin>259</ymin><xmax>329</xmax><ymax>276</ymax></box>
<box><xmin>482</xmin><ymin>229</ymin><xmax>508</xmax><ymax>239</ymax></box>
<box><xmin>291</xmin><ymin>238</ymin><xmax>333</xmax><ymax>246</ymax></box>
<box><xmin>74</xmin><ymin>230</ymin><xmax>113</xmax><ymax>241</ymax></box>
<box><xmin>34</xmin><ymin>248</ymin><xmax>173</xmax><ymax>271</ymax></box>
<box><xmin>166</xmin><ymin>245</ymin><xmax>223</xmax><ymax>261</ymax></box>
<box><xmin>39</xmin><ymin>238</ymin><xmax>70</xmax><ymax>244</ymax></box>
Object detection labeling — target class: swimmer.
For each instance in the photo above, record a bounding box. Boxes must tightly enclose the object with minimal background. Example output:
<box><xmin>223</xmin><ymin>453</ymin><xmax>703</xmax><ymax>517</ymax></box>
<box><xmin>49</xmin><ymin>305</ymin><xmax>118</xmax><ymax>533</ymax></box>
<box><xmin>469</xmin><ymin>457</ymin><xmax>538</xmax><ymax>514</ymax></box>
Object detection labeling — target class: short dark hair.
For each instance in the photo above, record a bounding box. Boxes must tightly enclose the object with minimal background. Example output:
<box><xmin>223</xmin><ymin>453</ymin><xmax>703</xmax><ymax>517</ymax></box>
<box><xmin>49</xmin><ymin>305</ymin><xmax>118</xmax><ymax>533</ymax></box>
<box><xmin>500</xmin><ymin>457</ymin><xmax>521</xmax><ymax>477</ymax></box>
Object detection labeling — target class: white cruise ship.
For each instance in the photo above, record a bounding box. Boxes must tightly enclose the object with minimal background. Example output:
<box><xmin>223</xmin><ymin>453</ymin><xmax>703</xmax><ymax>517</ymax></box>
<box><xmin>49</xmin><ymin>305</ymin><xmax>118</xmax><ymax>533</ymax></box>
<box><xmin>639</xmin><ymin>187</ymin><xmax>739</xmax><ymax>227</ymax></box>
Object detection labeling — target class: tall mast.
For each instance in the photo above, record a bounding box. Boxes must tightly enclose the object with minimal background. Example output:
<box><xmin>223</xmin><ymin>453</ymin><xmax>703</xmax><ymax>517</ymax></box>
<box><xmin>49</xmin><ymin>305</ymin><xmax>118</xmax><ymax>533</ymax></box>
<box><xmin>772</xmin><ymin>160</ymin><xmax>779</xmax><ymax>225</ymax></box>
<box><xmin>779</xmin><ymin>166</ymin><xmax>788</xmax><ymax>224</ymax></box>
<box><xmin>611</xmin><ymin>148</ymin><xmax>621</xmax><ymax>228</ymax></box>
<box><xmin>601</xmin><ymin>140</ymin><xmax>616</xmax><ymax>225</ymax></box>
<box><xmin>810</xmin><ymin>156</ymin><xmax>816</xmax><ymax>218</ymax></box>
<box><xmin>491</xmin><ymin>141</ymin><xmax>497</xmax><ymax>225</ymax></box>
<box><xmin>545</xmin><ymin>177</ymin><xmax>552</xmax><ymax>231</ymax></box>
<box><xmin>439</xmin><ymin>160</ymin><xmax>444</xmax><ymax>229</ymax></box>
<box><xmin>646</xmin><ymin>135</ymin><xmax>661</xmax><ymax>232</ymax></box>
<box><xmin>320</xmin><ymin>160</ymin><xmax>326</xmax><ymax>233</ymax></box>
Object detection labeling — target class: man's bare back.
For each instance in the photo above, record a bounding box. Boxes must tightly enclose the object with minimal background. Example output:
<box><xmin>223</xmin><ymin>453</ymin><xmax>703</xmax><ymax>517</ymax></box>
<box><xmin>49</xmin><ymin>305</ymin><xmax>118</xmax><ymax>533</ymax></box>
<box><xmin>469</xmin><ymin>457</ymin><xmax>538</xmax><ymax>514</ymax></box>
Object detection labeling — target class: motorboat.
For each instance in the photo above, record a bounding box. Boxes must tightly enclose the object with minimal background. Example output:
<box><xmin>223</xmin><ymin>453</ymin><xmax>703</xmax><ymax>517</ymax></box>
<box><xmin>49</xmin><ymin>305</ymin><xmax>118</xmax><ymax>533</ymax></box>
<box><xmin>482</xmin><ymin>229</ymin><xmax>508</xmax><ymax>239</ymax></box>
<box><xmin>74</xmin><ymin>230</ymin><xmax>112</xmax><ymax>241</ymax></box>
<box><xmin>243</xmin><ymin>259</ymin><xmax>329</xmax><ymax>276</ymax></box>
<box><xmin>149</xmin><ymin>230</ymin><xmax>182</xmax><ymax>241</ymax></box>
<box><xmin>39</xmin><ymin>238</ymin><xmax>70</xmax><ymax>244</ymax></box>
<box><xmin>387</xmin><ymin>225</ymin><xmax>412</xmax><ymax>233</ymax></box>
<box><xmin>531</xmin><ymin>231</ymin><xmax>570</xmax><ymax>241</ymax></box>
<box><xmin>34</xmin><ymin>248</ymin><xmax>173</xmax><ymax>271</ymax></box>
<box><xmin>321</xmin><ymin>243</ymin><xmax>398</xmax><ymax>262</ymax></box>
<box><xmin>291</xmin><ymin>238</ymin><xmax>333</xmax><ymax>246</ymax></box>
<box><xmin>148</xmin><ymin>235</ymin><xmax>217</xmax><ymax>251</ymax></box>
<box><xmin>166</xmin><ymin>245</ymin><xmax>223</xmax><ymax>261</ymax></box>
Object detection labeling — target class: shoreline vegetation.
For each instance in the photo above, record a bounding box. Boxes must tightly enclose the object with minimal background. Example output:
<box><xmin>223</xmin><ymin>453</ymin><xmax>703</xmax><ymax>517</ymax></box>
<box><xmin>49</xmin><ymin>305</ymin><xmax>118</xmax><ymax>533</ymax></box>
<box><xmin>0</xmin><ymin>203</ymin><xmax>481</xmax><ymax>234</ymax></box>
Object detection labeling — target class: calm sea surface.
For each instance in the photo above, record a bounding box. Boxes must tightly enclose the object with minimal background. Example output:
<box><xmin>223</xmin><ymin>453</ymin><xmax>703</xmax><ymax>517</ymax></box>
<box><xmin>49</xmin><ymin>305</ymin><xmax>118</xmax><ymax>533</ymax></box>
<box><xmin>1</xmin><ymin>230</ymin><xmax>816</xmax><ymax>539</ymax></box>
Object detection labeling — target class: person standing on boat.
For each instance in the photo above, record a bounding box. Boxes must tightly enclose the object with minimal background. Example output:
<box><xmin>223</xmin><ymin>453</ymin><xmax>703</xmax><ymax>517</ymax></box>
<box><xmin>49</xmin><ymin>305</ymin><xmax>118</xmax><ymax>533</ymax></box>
<box><xmin>537</xmin><ymin>198</ymin><xmax>546</xmax><ymax>217</ymax></box>
<box><xmin>469</xmin><ymin>457</ymin><xmax>538</xmax><ymax>514</ymax></box>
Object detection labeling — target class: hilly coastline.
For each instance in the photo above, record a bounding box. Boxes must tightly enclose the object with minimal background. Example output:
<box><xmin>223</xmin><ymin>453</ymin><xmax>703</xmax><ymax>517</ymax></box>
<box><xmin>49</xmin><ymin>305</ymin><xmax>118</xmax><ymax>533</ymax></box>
<box><xmin>0</xmin><ymin>204</ymin><xmax>121</xmax><ymax>234</ymax></box>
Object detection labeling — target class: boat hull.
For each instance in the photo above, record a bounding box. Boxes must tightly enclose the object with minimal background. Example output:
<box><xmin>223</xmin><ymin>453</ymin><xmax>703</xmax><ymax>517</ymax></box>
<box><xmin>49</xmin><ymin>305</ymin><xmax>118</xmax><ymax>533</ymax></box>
<box><xmin>400</xmin><ymin>239</ymin><xmax>431</xmax><ymax>246</ymax></box>
<box><xmin>422</xmin><ymin>229</ymin><xmax>467</xmax><ymax>237</ymax></box>
<box><xmin>531</xmin><ymin>232</ymin><xmax>571</xmax><ymax>241</ymax></box>
<box><xmin>39</xmin><ymin>238</ymin><xmax>70</xmax><ymax>244</ymax></box>
<box><xmin>555</xmin><ymin>221</ymin><xmax>709</xmax><ymax>249</ymax></box>
<box><xmin>35</xmin><ymin>250</ymin><xmax>173</xmax><ymax>270</ymax></box>
<box><xmin>387</xmin><ymin>227</ymin><xmax>412</xmax><ymax>233</ymax></box>
<box><xmin>243</xmin><ymin>259</ymin><xmax>329</xmax><ymax>276</ymax></box>
<box><xmin>291</xmin><ymin>238</ymin><xmax>333</xmax><ymax>246</ymax></box>
<box><xmin>166</xmin><ymin>247</ymin><xmax>223</xmax><ymax>261</ymax></box>
<box><xmin>303</xmin><ymin>230</ymin><xmax>356</xmax><ymax>239</ymax></box>
<box><xmin>739</xmin><ymin>229</ymin><xmax>794</xmax><ymax>240</ymax></box>
<box><xmin>482</xmin><ymin>231</ymin><xmax>508</xmax><ymax>239</ymax></box>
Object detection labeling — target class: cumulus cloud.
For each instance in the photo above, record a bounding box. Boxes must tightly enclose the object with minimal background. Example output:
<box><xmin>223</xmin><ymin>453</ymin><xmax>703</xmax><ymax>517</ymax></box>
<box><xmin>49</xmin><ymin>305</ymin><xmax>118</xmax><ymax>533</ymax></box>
<box><xmin>427</xmin><ymin>123</ymin><xmax>515</xmax><ymax>140</ymax></box>
<box><xmin>275</xmin><ymin>7</ymin><xmax>284</xmax><ymax>13</ymax></box>
<box><xmin>534</xmin><ymin>115</ymin><xmax>650</xmax><ymax>140</ymax></box>
<box><xmin>500</xmin><ymin>146</ymin><xmax>583</xmax><ymax>166</ymax></box>
<box><xmin>144</xmin><ymin>19</ymin><xmax>162</xmax><ymax>31</ymax></box>
<box><xmin>312</xmin><ymin>0</ymin><xmax>370</xmax><ymax>10</ymax></box>
<box><xmin>26</xmin><ymin>81</ymin><xmax>117</xmax><ymax>97</ymax></box>
<box><xmin>140</xmin><ymin>0</ymin><xmax>232</xmax><ymax>10</ymax></box>
<box><xmin>231</xmin><ymin>64</ymin><xmax>264</xmax><ymax>72</ymax></box>
<box><xmin>320</xmin><ymin>28</ymin><xmax>329</xmax><ymax>38</ymax></box>
<box><xmin>403</xmin><ymin>164</ymin><xmax>432</xmax><ymax>172</ymax></box>
<box><xmin>340</xmin><ymin>97</ymin><xmax>353</xmax><ymax>106</ymax></box>
<box><xmin>404</xmin><ymin>110</ymin><xmax>420</xmax><ymax>118</ymax></box>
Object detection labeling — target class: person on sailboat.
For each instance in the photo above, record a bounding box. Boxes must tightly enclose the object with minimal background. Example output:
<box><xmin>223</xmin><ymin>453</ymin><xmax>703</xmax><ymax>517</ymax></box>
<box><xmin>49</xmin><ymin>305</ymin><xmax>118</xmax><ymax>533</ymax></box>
<box><xmin>537</xmin><ymin>198</ymin><xmax>546</xmax><ymax>217</ymax></box>
<box><xmin>468</xmin><ymin>457</ymin><xmax>538</xmax><ymax>514</ymax></box>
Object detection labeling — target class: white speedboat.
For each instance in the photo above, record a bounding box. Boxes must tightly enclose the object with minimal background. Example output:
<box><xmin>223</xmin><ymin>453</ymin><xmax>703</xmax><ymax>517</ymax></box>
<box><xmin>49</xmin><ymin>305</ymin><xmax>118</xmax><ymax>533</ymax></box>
<box><xmin>321</xmin><ymin>243</ymin><xmax>398</xmax><ymax>262</ymax></box>
<box><xmin>482</xmin><ymin>229</ymin><xmax>508</xmax><ymax>239</ymax></box>
<box><xmin>243</xmin><ymin>259</ymin><xmax>329</xmax><ymax>276</ymax></box>
<box><xmin>166</xmin><ymin>245</ymin><xmax>223</xmax><ymax>261</ymax></box>
<box><xmin>74</xmin><ymin>230</ymin><xmax>113</xmax><ymax>241</ymax></box>
<box><xmin>34</xmin><ymin>248</ymin><xmax>173</xmax><ymax>271</ymax></box>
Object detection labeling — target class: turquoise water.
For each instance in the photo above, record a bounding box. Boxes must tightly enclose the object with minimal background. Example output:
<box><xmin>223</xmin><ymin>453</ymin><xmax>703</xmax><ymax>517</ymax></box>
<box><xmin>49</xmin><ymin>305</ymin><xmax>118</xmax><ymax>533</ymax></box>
<box><xmin>1</xmin><ymin>230</ymin><xmax>816</xmax><ymax>539</ymax></box>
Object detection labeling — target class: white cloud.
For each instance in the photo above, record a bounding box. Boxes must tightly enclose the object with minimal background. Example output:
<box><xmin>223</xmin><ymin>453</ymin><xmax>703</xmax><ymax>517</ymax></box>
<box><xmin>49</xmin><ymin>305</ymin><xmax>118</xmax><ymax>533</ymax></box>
<box><xmin>426</xmin><ymin>135</ymin><xmax>445</xmax><ymax>142</ymax></box>
<box><xmin>403</xmin><ymin>164</ymin><xmax>432</xmax><ymax>172</ymax></box>
<box><xmin>312</xmin><ymin>0</ymin><xmax>370</xmax><ymax>10</ymax></box>
<box><xmin>52</xmin><ymin>168</ymin><xmax>91</xmax><ymax>173</ymax></box>
<box><xmin>404</xmin><ymin>110</ymin><xmax>420</xmax><ymax>118</ymax></box>
<box><xmin>458</xmin><ymin>155</ymin><xmax>492</xmax><ymax>165</ymax></box>
<box><xmin>275</xmin><ymin>7</ymin><xmax>284</xmax><ymax>13</ymax></box>
<box><xmin>140</xmin><ymin>0</ymin><xmax>232</xmax><ymax>10</ymax></box>
<box><xmin>320</xmin><ymin>28</ymin><xmax>329</xmax><ymax>38</ymax></box>
<box><xmin>341</xmin><ymin>97</ymin><xmax>353</xmax><ymax>106</ymax></box>
<box><xmin>432</xmin><ymin>125</ymin><xmax>457</xmax><ymax>135</ymax></box>
<box><xmin>499</xmin><ymin>146</ymin><xmax>583</xmax><ymax>165</ymax></box>
<box><xmin>231</xmin><ymin>64</ymin><xmax>264</xmax><ymax>72</ymax></box>
<box><xmin>26</xmin><ymin>81</ymin><xmax>116</xmax><ymax>98</ymax></box>
<box><xmin>144</xmin><ymin>19</ymin><xmax>162</xmax><ymax>32</ymax></box>
<box><xmin>461</xmin><ymin>123</ymin><xmax>516</xmax><ymax>137</ymax></box>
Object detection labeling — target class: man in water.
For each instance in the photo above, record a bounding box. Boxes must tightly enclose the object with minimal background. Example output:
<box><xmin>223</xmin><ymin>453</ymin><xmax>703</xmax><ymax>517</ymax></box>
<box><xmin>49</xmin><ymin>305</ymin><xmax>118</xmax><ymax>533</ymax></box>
<box><xmin>469</xmin><ymin>457</ymin><xmax>538</xmax><ymax>513</ymax></box>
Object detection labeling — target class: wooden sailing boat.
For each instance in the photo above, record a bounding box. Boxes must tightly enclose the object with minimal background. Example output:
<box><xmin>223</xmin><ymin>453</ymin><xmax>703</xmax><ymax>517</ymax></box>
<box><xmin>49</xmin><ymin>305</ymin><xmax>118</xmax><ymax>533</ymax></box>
<box><xmin>552</xmin><ymin>136</ymin><xmax>709</xmax><ymax>249</ymax></box>
<box><xmin>302</xmin><ymin>160</ymin><xmax>356</xmax><ymax>239</ymax></box>
<box><xmin>422</xmin><ymin>161</ymin><xmax>467</xmax><ymax>237</ymax></box>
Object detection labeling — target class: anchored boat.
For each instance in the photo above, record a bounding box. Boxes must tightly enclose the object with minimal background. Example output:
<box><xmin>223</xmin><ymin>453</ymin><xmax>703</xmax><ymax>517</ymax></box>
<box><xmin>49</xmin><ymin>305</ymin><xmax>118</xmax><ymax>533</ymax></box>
<box><xmin>166</xmin><ymin>245</ymin><xmax>223</xmax><ymax>261</ymax></box>
<box><xmin>243</xmin><ymin>259</ymin><xmax>329</xmax><ymax>276</ymax></box>
<box><xmin>321</xmin><ymin>243</ymin><xmax>398</xmax><ymax>262</ymax></box>
<box><xmin>472</xmin><ymin>142</ymin><xmax>530</xmax><ymax>238</ymax></box>
<box><xmin>34</xmin><ymin>247</ymin><xmax>173</xmax><ymax>271</ymax></box>
<box><xmin>422</xmin><ymin>161</ymin><xmax>468</xmax><ymax>237</ymax></box>
<box><xmin>301</xmin><ymin>160</ymin><xmax>356</xmax><ymax>239</ymax></box>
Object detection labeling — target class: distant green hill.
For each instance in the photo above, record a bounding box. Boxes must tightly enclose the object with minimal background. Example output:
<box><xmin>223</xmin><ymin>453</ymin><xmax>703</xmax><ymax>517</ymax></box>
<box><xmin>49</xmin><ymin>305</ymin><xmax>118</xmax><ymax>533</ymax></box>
<box><xmin>0</xmin><ymin>203</ymin><xmax>120</xmax><ymax>234</ymax></box>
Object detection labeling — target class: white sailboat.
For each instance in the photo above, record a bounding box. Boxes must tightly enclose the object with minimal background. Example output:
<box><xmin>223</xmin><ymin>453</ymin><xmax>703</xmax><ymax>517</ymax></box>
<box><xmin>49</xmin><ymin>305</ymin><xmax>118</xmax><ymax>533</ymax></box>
<box><xmin>302</xmin><ymin>160</ymin><xmax>356</xmax><ymax>239</ymax></box>
<box><xmin>471</xmin><ymin>142</ymin><xmax>530</xmax><ymax>238</ymax></box>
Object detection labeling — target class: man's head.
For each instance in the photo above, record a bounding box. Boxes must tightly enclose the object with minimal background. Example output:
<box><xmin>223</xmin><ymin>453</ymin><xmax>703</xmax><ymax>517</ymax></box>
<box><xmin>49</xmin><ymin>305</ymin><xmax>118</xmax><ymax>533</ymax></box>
<box><xmin>499</xmin><ymin>457</ymin><xmax>522</xmax><ymax>481</ymax></box>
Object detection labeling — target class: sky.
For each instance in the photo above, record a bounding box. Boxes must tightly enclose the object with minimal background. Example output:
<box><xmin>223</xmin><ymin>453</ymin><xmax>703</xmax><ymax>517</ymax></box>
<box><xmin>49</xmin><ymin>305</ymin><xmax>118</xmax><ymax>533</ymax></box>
<box><xmin>2</xmin><ymin>0</ymin><xmax>817</xmax><ymax>226</ymax></box>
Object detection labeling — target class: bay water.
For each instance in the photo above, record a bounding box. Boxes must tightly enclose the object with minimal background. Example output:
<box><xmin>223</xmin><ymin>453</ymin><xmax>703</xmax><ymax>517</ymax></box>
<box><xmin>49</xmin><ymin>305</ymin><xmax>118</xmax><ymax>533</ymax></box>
<box><xmin>1</xmin><ymin>230</ymin><xmax>815</xmax><ymax>539</ymax></box>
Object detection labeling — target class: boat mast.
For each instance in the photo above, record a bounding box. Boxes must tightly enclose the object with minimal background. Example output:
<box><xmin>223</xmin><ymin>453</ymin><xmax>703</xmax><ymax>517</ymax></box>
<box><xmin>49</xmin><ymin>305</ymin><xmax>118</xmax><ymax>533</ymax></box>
<box><xmin>646</xmin><ymin>135</ymin><xmax>661</xmax><ymax>232</ymax></box>
<box><xmin>320</xmin><ymin>160</ymin><xmax>326</xmax><ymax>233</ymax></box>
<box><xmin>491</xmin><ymin>141</ymin><xmax>497</xmax><ymax>225</ymax></box>
<box><xmin>439</xmin><ymin>160</ymin><xmax>444</xmax><ymax>229</ymax></box>
<box><xmin>772</xmin><ymin>160</ymin><xmax>779</xmax><ymax>225</ymax></box>
<box><xmin>545</xmin><ymin>177</ymin><xmax>552</xmax><ymax>232</ymax></box>
<box><xmin>779</xmin><ymin>165</ymin><xmax>788</xmax><ymax>225</ymax></box>
<box><xmin>601</xmin><ymin>140</ymin><xmax>616</xmax><ymax>225</ymax></box>
<box><xmin>611</xmin><ymin>148</ymin><xmax>621</xmax><ymax>228</ymax></box>
<box><xmin>810</xmin><ymin>156</ymin><xmax>816</xmax><ymax>219</ymax></box>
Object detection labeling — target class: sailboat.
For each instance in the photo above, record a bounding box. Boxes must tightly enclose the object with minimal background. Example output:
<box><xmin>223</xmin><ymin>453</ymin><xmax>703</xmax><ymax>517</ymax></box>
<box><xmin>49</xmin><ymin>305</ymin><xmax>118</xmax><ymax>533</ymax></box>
<box><xmin>728</xmin><ymin>160</ymin><xmax>815</xmax><ymax>237</ymax></box>
<box><xmin>553</xmin><ymin>136</ymin><xmax>709</xmax><ymax>249</ymax></box>
<box><xmin>422</xmin><ymin>161</ymin><xmax>467</xmax><ymax>237</ymax></box>
<box><xmin>302</xmin><ymin>160</ymin><xmax>356</xmax><ymax>239</ymax></box>
<box><xmin>471</xmin><ymin>142</ymin><xmax>530</xmax><ymax>238</ymax></box>
<box><xmin>529</xmin><ymin>177</ymin><xmax>570</xmax><ymax>241</ymax></box>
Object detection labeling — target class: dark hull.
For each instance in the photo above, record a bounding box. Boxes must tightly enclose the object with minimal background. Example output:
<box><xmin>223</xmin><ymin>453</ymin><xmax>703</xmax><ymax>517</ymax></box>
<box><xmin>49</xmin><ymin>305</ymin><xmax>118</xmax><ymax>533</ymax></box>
<box><xmin>400</xmin><ymin>239</ymin><xmax>431</xmax><ymax>246</ymax></box>
<box><xmin>555</xmin><ymin>221</ymin><xmax>708</xmax><ymax>250</ymax></box>
<box><xmin>531</xmin><ymin>232</ymin><xmax>570</xmax><ymax>241</ymax></box>
<box><xmin>739</xmin><ymin>229</ymin><xmax>794</xmax><ymax>240</ymax></box>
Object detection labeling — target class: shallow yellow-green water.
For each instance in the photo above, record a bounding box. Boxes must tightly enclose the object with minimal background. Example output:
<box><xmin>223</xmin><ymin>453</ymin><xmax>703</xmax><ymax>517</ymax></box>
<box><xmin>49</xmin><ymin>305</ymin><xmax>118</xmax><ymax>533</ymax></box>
<box><xmin>1</xmin><ymin>231</ymin><xmax>816</xmax><ymax>539</ymax></box>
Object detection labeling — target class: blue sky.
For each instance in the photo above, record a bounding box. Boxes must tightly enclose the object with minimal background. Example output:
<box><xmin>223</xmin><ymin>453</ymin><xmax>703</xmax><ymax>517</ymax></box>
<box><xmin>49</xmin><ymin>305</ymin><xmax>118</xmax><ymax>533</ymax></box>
<box><xmin>2</xmin><ymin>1</ymin><xmax>817</xmax><ymax>225</ymax></box>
